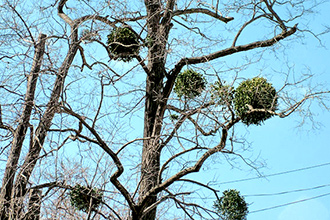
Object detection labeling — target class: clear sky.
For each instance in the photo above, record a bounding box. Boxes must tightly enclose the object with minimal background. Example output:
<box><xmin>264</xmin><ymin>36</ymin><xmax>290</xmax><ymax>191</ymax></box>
<box><xmin>75</xmin><ymin>1</ymin><xmax>330</xmax><ymax>219</ymax></box>
<box><xmin>47</xmin><ymin>1</ymin><xmax>330</xmax><ymax>219</ymax></box>
<box><xmin>209</xmin><ymin>2</ymin><xmax>330</xmax><ymax>219</ymax></box>
<box><xmin>2</xmin><ymin>1</ymin><xmax>329</xmax><ymax>219</ymax></box>
<box><xmin>221</xmin><ymin>113</ymin><xmax>330</xmax><ymax>220</ymax></box>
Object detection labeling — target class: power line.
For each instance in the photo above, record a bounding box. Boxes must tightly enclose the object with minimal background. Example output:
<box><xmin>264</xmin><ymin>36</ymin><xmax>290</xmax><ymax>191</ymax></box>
<box><xmin>219</xmin><ymin>161</ymin><xmax>330</xmax><ymax>185</ymax></box>
<box><xmin>188</xmin><ymin>183</ymin><xmax>330</xmax><ymax>201</ymax></box>
<box><xmin>249</xmin><ymin>192</ymin><xmax>330</xmax><ymax>214</ymax></box>
<box><xmin>244</xmin><ymin>183</ymin><xmax>330</xmax><ymax>197</ymax></box>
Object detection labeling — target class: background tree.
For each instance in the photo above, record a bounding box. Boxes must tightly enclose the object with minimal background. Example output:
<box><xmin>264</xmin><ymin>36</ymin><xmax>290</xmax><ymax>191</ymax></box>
<box><xmin>0</xmin><ymin>0</ymin><xmax>329</xmax><ymax>219</ymax></box>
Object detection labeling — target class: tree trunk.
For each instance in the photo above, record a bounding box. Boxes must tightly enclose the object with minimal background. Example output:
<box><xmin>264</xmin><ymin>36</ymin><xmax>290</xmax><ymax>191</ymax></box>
<box><xmin>9</xmin><ymin>43</ymin><xmax>79</xmax><ymax>219</ymax></box>
<box><xmin>138</xmin><ymin>0</ymin><xmax>175</xmax><ymax>219</ymax></box>
<box><xmin>23</xmin><ymin>189</ymin><xmax>42</xmax><ymax>220</ymax></box>
<box><xmin>139</xmin><ymin>66</ymin><xmax>164</xmax><ymax>219</ymax></box>
<box><xmin>0</xmin><ymin>33</ymin><xmax>47</xmax><ymax>220</ymax></box>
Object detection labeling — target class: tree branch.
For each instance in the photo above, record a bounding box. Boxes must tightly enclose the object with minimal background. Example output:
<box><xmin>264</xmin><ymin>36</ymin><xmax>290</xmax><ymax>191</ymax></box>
<box><xmin>262</xmin><ymin>0</ymin><xmax>287</xmax><ymax>31</ymax></box>
<box><xmin>57</xmin><ymin>0</ymin><xmax>73</xmax><ymax>26</ymax></box>
<box><xmin>61</xmin><ymin>106</ymin><xmax>136</xmax><ymax>214</ymax></box>
<box><xmin>279</xmin><ymin>91</ymin><xmax>330</xmax><ymax>118</ymax></box>
<box><xmin>173</xmin><ymin>8</ymin><xmax>234</xmax><ymax>23</ymax></box>
<box><xmin>0</xmin><ymin>33</ymin><xmax>46</xmax><ymax>218</ymax></box>
<box><xmin>142</xmin><ymin>118</ymin><xmax>239</xmax><ymax>206</ymax></box>
<box><xmin>179</xmin><ymin>24</ymin><xmax>297</xmax><ymax>67</ymax></box>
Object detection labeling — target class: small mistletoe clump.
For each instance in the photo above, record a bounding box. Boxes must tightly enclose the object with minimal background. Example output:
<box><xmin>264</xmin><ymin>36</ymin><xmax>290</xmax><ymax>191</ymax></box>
<box><xmin>169</xmin><ymin>114</ymin><xmax>179</xmax><ymax>120</ymax></box>
<box><xmin>107</xmin><ymin>27</ymin><xmax>140</xmax><ymax>62</ymax></box>
<box><xmin>214</xmin><ymin>189</ymin><xmax>248</xmax><ymax>220</ymax></box>
<box><xmin>81</xmin><ymin>29</ymin><xmax>99</xmax><ymax>42</ymax></box>
<box><xmin>69</xmin><ymin>184</ymin><xmax>103</xmax><ymax>213</ymax></box>
<box><xmin>211</xmin><ymin>81</ymin><xmax>235</xmax><ymax>105</ymax></box>
<box><xmin>174</xmin><ymin>69</ymin><xmax>207</xmax><ymax>99</ymax></box>
<box><xmin>233</xmin><ymin>77</ymin><xmax>277</xmax><ymax>125</ymax></box>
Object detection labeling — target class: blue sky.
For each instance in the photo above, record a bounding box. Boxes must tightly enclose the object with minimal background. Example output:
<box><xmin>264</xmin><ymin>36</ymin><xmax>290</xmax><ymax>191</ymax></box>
<box><xmin>2</xmin><ymin>1</ymin><xmax>329</xmax><ymax>219</ymax></box>
<box><xmin>211</xmin><ymin>3</ymin><xmax>330</xmax><ymax>218</ymax></box>
<box><xmin>85</xmin><ymin>1</ymin><xmax>330</xmax><ymax>219</ymax></box>
<box><xmin>226</xmin><ymin>112</ymin><xmax>330</xmax><ymax>220</ymax></box>
<box><xmin>46</xmin><ymin>1</ymin><xmax>330</xmax><ymax>219</ymax></box>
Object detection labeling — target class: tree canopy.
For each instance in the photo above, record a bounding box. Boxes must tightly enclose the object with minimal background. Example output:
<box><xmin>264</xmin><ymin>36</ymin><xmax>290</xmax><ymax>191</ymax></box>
<box><xmin>0</xmin><ymin>0</ymin><xmax>329</xmax><ymax>219</ymax></box>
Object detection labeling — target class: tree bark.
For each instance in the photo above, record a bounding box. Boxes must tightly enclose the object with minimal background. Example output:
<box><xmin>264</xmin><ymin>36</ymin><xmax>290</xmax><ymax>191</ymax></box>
<box><xmin>138</xmin><ymin>0</ymin><xmax>175</xmax><ymax>219</ymax></box>
<box><xmin>139</xmin><ymin>59</ymin><xmax>165</xmax><ymax>220</ymax></box>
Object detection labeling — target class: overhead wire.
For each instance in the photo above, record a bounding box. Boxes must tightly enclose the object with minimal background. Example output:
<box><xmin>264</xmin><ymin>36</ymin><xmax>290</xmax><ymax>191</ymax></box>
<box><xmin>219</xmin><ymin>161</ymin><xmax>330</xmax><ymax>185</ymax></box>
<box><xmin>216</xmin><ymin>162</ymin><xmax>330</xmax><ymax>214</ymax></box>
<box><xmin>249</xmin><ymin>192</ymin><xmax>330</xmax><ymax>214</ymax></box>
<box><xmin>188</xmin><ymin>183</ymin><xmax>330</xmax><ymax>200</ymax></box>
<box><xmin>244</xmin><ymin>183</ymin><xmax>330</xmax><ymax>197</ymax></box>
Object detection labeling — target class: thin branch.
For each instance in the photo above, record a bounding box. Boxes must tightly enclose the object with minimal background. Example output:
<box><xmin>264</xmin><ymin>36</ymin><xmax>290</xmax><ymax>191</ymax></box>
<box><xmin>143</xmin><ymin>118</ymin><xmax>239</xmax><ymax>205</ymax></box>
<box><xmin>92</xmin><ymin>78</ymin><xmax>104</xmax><ymax>129</ymax></box>
<box><xmin>61</xmin><ymin>106</ymin><xmax>136</xmax><ymax>213</ymax></box>
<box><xmin>177</xmin><ymin>24</ymin><xmax>297</xmax><ymax>67</ymax></box>
<box><xmin>77</xmin><ymin>45</ymin><xmax>92</xmax><ymax>71</ymax></box>
<box><xmin>0</xmin><ymin>105</ymin><xmax>14</xmax><ymax>134</ymax></box>
<box><xmin>262</xmin><ymin>0</ymin><xmax>287</xmax><ymax>31</ymax></box>
<box><xmin>232</xmin><ymin>14</ymin><xmax>267</xmax><ymax>47</ymax></box>
<box><xmin>279</xmin><ymin>91</ymin><xmax>330</xmax><ymax>117</ymax></box>
<box><xmin>163</xmin><ymin>102</ymin><xmax>213</xmax><ymax>149</ymax></box>
<box><xmin>177</xmin><ymin>179</ymin><xmax>220</xmax><ymax>201</ymax></box>
<box><xmin>7</xmin><ymin>2</ymin><xmax>36</xmax><ymax>46</ymax></box>
<box><xmin>135</xmin><ymin>55</ymin><xmax>150</xmax><ymax>75</ymax></box>
<box><xmin>173</xmin><ymin>8</ymin><xmax>234</xmax><ymax>23</ymax></box>
<box><xmin>116</xmin><ymin>138</ymin><xmax>149</xmax><ymax>155</ymax></box>
<box><xmin>158</xmin><ymin>146</ymin><xmax>208</xmax><ymax>184</ymax></box>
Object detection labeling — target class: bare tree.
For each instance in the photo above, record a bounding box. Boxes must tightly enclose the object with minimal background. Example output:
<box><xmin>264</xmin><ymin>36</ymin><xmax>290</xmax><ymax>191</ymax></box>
<box><xmin>0</xmin><ymin>0</ymin><xmax>329</xmax><ymax>219</ymax></box>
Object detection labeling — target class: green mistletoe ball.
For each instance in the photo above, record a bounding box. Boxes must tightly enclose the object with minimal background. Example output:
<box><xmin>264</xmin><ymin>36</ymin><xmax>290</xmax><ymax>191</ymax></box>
<box><xmin>233</xmin><ymin>77</ymin><xmax>277</xmax><ymax>125</ymax></box>
<box><xmin>107</xmin><ymin>27</ymin><xmax>139</xmax><ymax>62</ymax></box>
<box><xmin>214</xmin><ymin>189</ymin><xmax>248</xmax><ymax>220</ymax></box>
<box><xmin>174</xmin><ymin>69</ymin><xmax>206</xmax><ymax>99</ymax></box>
<box><xmin>69</xmin><ymin>184</ymin><xmax>103</xmax><ymax>213</ymax></box>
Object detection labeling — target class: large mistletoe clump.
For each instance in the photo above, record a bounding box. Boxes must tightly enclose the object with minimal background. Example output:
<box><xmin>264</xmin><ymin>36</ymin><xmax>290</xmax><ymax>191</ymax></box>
<box><xmin>233</xmin><ymin>77</ymin><xmax>277</xmax><ymax>125</ymax></box>
<box><xmin>69</xmin><ymin>184</ymin><xmax>103</xmax><ymax>213</ymax></box>
<box><xmin>107</xmin><ymin>27</ymin><xmax>140</xmax><ymax>62</ymax></box>
<box><xmin>174</xmin><ymin>69</ymin><xmax>207</xmax><ymax>99</ymax></box>
<box><xmin>214</xmin><ymin>189</ymin><xmax>248</xmax><ymax>220</ymax></box>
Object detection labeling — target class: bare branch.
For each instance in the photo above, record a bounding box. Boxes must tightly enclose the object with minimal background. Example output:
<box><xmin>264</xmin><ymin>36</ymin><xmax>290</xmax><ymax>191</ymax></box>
<box><xmin>61</xmin><ymin>106</ymin><xmax>137</xmax><ymax>213</ymax></box>
<box><xmin>175</xmin><ymin>24</ymin><xmax>297</xmax><ymax>70</ymax></box>
<box><xmin>142</xmin><ymin>118</ymin><xmax>240</xmax><ymax>206</ymax></box>
<box><xmin>116</xmin><ymin>138</ymin><xmax>150</xmax><ymax>155</ymax></box>
<box><xmin>279</xmin><ymin>91</ymin><xmax>330</xmax><ymax>118</ymax></box>
<box><xmin>173</xmin><ymin>8</ymin><xmax>234</xmax><ymax>23</ymax></box>
<box><xmin>262</xmin><ymin>0</ymin><xmax>287</xmax><ymax>31</ymax></box>
<box><xmin>7</xmin><ymin>2</ymin><xmax>36</xmax><ymax>46</ymax></box>
<box><xmin>77</xmin><ymin>45</ymin><xmax>92</xmax><ymax>71</ymax></box>
<box><xmin>0</xmin><ymin>33</ymin><xmax>47</xmax><ymax>218</ymax></box>
<box><xmin>57</xmin><ymin>0</ymin><xmax>73</xmax><ymax>26</ymax></box>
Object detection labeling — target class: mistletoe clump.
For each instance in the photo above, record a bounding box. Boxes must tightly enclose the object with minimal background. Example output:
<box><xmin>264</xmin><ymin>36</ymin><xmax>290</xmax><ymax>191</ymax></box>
<box><xmin>69</xmin><ymin>184</ymin><xmax>103</xmax><ymax>213</ymax></box>
<box><xmin>107</xmin><ymin>27</ymin><xmax>140</xmax><ymax>62</ymax></box>
<box><xmin>81</xmin><ymin>29</ymin><xmax>99</xmax><ymax>42</ymax></box>
<box><xmin>233</xmin><ymin>77</ymin><xmax>277</xmax><ymax>125</ymax></box>
<box><xmin>174</xmin><ymin>69</ymin><xmax>207</xmax><ymax>99</ymax></box>
<box><xmin>214</xmin><ymin>189</ymin><xmax>248</xmax><ymax>220</ymax></box>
